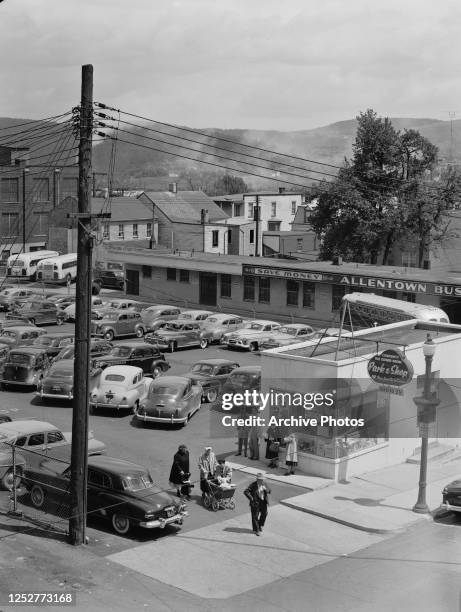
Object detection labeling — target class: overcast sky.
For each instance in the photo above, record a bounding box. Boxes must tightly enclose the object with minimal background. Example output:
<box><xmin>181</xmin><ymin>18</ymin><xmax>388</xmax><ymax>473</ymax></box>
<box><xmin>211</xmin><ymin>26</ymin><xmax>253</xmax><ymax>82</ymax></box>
<box><xmin>1</xmin><ymin>0</ymin><xmax>460</xmax><ymax>131</ymax></box>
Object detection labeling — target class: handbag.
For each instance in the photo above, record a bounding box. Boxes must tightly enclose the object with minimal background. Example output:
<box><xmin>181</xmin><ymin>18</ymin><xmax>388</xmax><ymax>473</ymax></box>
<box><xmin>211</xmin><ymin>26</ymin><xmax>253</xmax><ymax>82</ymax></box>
<box><xmin>269</xmin><ymin>441</ymin><xmax>280</xmax><ymax>453</ymax></box>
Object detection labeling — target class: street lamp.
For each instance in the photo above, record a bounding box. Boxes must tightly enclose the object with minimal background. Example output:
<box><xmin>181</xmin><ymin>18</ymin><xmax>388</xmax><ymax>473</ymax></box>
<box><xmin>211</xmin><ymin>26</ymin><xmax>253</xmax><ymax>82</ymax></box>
<box><xmin>413</xmin><ymin>333</ymin><xmax>438</xmax><ymax>514</ymax></box>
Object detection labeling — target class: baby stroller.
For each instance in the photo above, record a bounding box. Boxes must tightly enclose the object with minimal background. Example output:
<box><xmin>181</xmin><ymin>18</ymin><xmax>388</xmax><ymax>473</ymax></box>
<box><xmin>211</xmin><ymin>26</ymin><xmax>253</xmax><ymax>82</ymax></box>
<box><xmin>202</xmin><ymin>478</ymin><xmax>237</xmax><ymax>511</ymax></box>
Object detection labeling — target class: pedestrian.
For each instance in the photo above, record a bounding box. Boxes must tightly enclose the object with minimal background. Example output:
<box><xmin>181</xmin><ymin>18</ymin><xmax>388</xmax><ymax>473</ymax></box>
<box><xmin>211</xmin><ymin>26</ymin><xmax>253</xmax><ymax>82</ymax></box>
<box><xmin>284</xmin><ymin>432</ymin><xmax>298</xmax><ymax>475</ymax></box>
<box><xmin>215</xmin><ymin>458</ymin><xmax>232</xmax><ymax>483</ymax></box>
<box><xmin>244</xmin><ymin>472</ymin><xmax>271</xmax><ymax>536</ymax></box>
<box><xmin>235</xmin><ymin>420</ymin><xmax>249</xmax><ymax>457</ymax></box>
<box><xmin>265</xmin><ymin>422</ymin><xmax>282</xmax><ymax>468</ymax></box>
<box><xmin>198</xmin><ymin>446</ymin><xmax>218</xmax><ymax>498</ymax></box>
<box><xmin>248</xmin><ymin>420</ymin><xmax>260</xmax><ymax>460</ymax></box>
<box><xmin>169</xmin><ymin>444</ymin><xmax>192</xmax><ymax>499</ymax></box>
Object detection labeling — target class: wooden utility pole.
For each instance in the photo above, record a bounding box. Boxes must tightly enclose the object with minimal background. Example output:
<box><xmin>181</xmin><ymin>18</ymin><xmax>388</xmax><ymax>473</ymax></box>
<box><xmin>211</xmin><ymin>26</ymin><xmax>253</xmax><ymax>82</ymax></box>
<box><xmin>254</xmin><ymin>195</ymin><xmax>260</xmax><ymax>257</ymax></box>
<box><xmin>69</xmin><ymin>65</ymin><xmax>94</xmax><ymax>545</ymax></box>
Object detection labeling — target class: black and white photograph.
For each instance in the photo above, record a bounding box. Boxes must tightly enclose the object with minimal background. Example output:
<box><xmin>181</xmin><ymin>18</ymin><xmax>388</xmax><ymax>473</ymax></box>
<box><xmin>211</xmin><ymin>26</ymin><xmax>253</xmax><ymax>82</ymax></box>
<box><xmin>1</xmin><ymin>1</ymin><xmax>461</xmax><ymax>610</ymax></box>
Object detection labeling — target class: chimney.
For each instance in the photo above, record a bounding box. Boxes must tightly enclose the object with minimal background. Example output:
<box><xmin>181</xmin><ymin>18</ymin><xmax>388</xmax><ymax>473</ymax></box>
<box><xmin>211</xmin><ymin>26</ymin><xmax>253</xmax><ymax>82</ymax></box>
<box><xmin>201</xmin><ymin>209</ymin><xmax>209</xmax><ymax>224</ymax></box>
<box><xmin>332</xmin><ymin>255</ymin><xmax>343</xmax><ymax>266</ymax></box>
<box><xmin>169</xmin><ymin>182</ymin><xmax>178</xmax><ymax>194</ymax></box>
<box><xmin>278</xmin><ymin>187</ymin><xmax>286</xmax><ymax>194</ymax></box>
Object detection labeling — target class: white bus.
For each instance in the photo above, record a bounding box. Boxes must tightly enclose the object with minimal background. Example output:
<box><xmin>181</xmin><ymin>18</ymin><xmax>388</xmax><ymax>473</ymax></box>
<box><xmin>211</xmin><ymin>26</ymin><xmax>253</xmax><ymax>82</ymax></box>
<box><xmin>6</xmin><ymin>250</ymin><xmax>60</xmax><ymax>281</ymax></box>
<box><xmin>36</xmin><ymin>253</ymin><xmax>78</xmax><ymax>284</ymax></box>
<box><xmin>342</xmin><ymin>292</ymin><xmax>450</xmax><ymax>327</ymax></box>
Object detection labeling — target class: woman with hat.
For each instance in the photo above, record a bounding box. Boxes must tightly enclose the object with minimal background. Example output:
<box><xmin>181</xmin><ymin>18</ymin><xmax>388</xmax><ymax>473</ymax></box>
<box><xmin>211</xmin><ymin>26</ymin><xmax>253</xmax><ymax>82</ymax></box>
<box><xmin>169</xmin><ymin>444</ymin><xmax>192</xmax><ymax>499</ymax></box>
<box><xmin>284</xmin><ymin>432</ymin><xmax>298</xmax><ymax>475</ymax></box>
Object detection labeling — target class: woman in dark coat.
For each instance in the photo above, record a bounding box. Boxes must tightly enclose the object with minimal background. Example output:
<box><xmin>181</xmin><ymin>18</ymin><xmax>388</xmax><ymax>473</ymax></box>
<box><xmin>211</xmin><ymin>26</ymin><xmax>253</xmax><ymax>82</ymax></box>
<box><xmin>169</xmin><ymin>444</ymin><xmax>191</xmax><ymax>499</ymax></box>
<box><xmin>265</xmin><ymin>423</ymin><xmax>283</xmax><ymax>468</ymax></box>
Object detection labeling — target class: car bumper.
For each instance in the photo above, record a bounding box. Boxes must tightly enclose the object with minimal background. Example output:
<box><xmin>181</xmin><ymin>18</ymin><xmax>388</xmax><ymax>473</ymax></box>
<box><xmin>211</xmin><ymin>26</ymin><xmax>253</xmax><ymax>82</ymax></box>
<box><xmin>441</xmin><ymin>501</ymin><xmax>461</xmax><ymax>513</ymax></box>
<box><xmin>139</xmin><ymin>510</ymin><xmax>188</xmax><ymax>529</ymax></box>
<box><xmin>90</xmin><ymin>401</ymin><xmax>132</xmax><ymax>410</ymax></box>
<box><xmin>225</xmin><ymin>340</ymin><xmax>251</xmax><ymax>349</ymax></box>
<box><xmin>0</xmin><ymin>378</ymin><xmax>35</xmax><ymax>387</ymax></box>
<box><xmin>134</xmin><ymin>412</ymin><xmax>188</xmax><ymax>424</ymax></box>
<box><xmin>37</xmin><ymin>390</ymin><xmax>73</xmax><ymax>400</ymax></box>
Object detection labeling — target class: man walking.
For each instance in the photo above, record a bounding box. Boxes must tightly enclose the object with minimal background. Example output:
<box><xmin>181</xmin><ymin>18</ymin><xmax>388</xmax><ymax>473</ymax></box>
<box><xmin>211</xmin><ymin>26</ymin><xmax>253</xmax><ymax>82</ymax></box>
<box><xmin>244</xmin><ymin>472</ymin><xmax>271</xmax><ymax>536</ymax></box>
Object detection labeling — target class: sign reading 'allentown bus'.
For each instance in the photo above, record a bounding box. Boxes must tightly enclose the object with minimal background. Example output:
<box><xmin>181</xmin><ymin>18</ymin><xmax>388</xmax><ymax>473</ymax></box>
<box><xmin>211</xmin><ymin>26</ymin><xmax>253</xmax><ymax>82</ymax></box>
<box><xmin>242</xmin><ymin>265</ymin><xmax>461</xmax><ymax>297</ymax></box>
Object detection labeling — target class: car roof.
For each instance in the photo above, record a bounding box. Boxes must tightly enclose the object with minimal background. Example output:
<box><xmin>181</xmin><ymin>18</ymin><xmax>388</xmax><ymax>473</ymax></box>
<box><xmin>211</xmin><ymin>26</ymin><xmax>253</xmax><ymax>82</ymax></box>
<box><xmin>247</xmin><ymin>319</ymin><xmax>279</xmax><ymax>325</ymax></box>
<box><xmin>102</xmin><ymin>365</ymin><xmax>143</xmax><ymax>375</ymax></box>
<box><xmin>280</xmin><ymin>323</ymin><xmax>312</xmax><ymax>329</ymax></box>
<box><xmin>9</xmin><ymin>346</ymin><xmax>49</xmax><ymax>355</ymax></box>
<box><xmin>111</xmin><ymin>343</ymin><xmax>154</xmax><ymax>350</ymax></box>
<box><xmin>152</xmin><ymin>375</ymin><xmax>191</xmax><ymax>386</ymax></box>
<box><xmin>36</xmin><ymin>332</ymin><xmax>74</xmax><ymax>339</ymax></box>
<box><xmin>0</xmin><ymin>420</ymin><xmax>59</xmax><ymax>435</ymax></box>
<box><xmin>192</xmin><ymin>358</ymin><xmax>238</xmax><ymax>366</ymax></box>
<box><xmin>231</xmin><ymin>365</ymin><xmax>261</xmax><ymax>373</ymax></box>
<box><xmin>179</xmin><ymin>310</ymin><xmax>213</xmax><ymax>316</ymax></box>
<box><xmin>206</xmin><ymin>313</ymin><xmax>240</xmax><ymax>321</ymax></box>
<box><xmin>1</xmin><ymin>325</ymin><xmax>41</xmax><ymax>332</ymax></box>
<box><xmin>87</xmin><ymin>455</ymin><xmax>148</xmax><ymax>477</ymax></box>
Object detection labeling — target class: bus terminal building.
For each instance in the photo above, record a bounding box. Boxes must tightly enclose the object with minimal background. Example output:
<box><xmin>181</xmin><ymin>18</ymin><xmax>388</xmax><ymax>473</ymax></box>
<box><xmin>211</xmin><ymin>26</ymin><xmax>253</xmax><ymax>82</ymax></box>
<box><xmin>103</xmin><ymin>246</ymin><xmax>461</xmax><ymax>325</ymax></box>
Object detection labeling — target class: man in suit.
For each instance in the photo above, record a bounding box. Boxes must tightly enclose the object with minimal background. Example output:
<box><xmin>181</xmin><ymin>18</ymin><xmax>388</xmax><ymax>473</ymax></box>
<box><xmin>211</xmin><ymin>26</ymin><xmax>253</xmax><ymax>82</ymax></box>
<box><xmin>244</xmin><ymin>472</ymin><xmax>271</xmax><ymax>536</ymax></box>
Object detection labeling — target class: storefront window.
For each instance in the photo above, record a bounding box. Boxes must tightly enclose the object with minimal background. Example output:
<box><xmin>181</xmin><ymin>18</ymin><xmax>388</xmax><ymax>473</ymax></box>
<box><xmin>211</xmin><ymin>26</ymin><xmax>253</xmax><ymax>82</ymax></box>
<box><xmin>221</xmin><ymin>274</ymin><xmax>232</xmax><ymax>298</ymax></box>
<box><xmin>243</xmin><ymin>276</ymin><xmax>255</xmax><ymax>301</ymax></box>
<box><xmin>332</xmin><ymin>285</ymin><xmax>347</xmax><ymax>311</ymax></box>
<box><xmin>258</xmin><ymin>277</ymin><xmax>270</xmax><ymax>303</ymax></box>
<box><xmin>286</xmin><ymin>280</ymin><xmax>298</xmax><ymax>306</ymax></box>
<box><xmin>302</xmin><ymin>282</ymin><xmax>315</xmax><ymax>308</ymax></box>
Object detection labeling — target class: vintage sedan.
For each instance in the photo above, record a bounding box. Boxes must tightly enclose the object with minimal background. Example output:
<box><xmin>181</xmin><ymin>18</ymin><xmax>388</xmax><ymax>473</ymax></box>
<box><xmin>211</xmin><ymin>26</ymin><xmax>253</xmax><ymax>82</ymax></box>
<box><xmin>441</xmin><ymin>478</ymin><xmax>461</xmax><ymax>514</ymax></box>
<box><xmin>199</xmin><ymin>314</ymin><xmax>246</xmax><ymax>344</ymax></box>
<box><xmin>36</xmin><ymin>359</ymin><xmax>102</xmax><ymax>402</ymax></box>
<box><xmin>53</xmin><ymin>338</ymin><xmax>114</xmax><ymax>363</ymax></box>
<box><xmin>93</xmin><ymin>343</ymin><xmax>170</xmax><ymax>378</ymax></box>
<box><xmin>31</xmin><ymin>332</ymin><xmax>75</xmax><ymax>359</ymax></box>
<box><xmin>222</xmin><ymin>320</ymin><xmax>281</xmax><ymax>352</ymax></box>
<box><xmin>93</xmin><ymin>269</ymin><xmax>125</xmax><ymax>290</ymax></box>
<box><xmin>140</xmin><ymin>305</ymin><xmax>182</xmax><ymax>331</ymax></box>
<box><xmin>145</xmin><ymin>322</ymin><xmax>207</xmax><ymax>352</ymax></box>
<box><xmin>0</xmin><ymin>419</ymin><xmax>106</xmax><ymax>489</ymax></box>
<box><xmin>91</xmin><ymin>311</ymin><xmax>147</xmax><ymax>341</ymax></box>
<box><xmin>186</xmin><ymin>359</ymin><xmax>240</xmax><ymax>403</ymax></box>
<box><xmin>259</xmin><ymin>324</ymin><xmax>317</xmax><ymax>350</ymax></box>
<box><xmin>0</xmin><ymin>287</ymin><xmax>38</xmax><ymax>311</ymax></box>
<box><xmin>177</xmin><ymin>309</ymin><xmax>213</xmax><ymax>323</ymax></box>
<box><xmin>23</xmin><ymin>455</ymin><xmax>187</xmax><ymax>535</ymax></box>
<box><xmin>90</xmin><ymin>365</ymin><xmax>154</xmax><ymax>413</ymax></box>
<box><xmin>0</xmin><ymin>347</ymin><xmax>51</xmax><ymax>389</ymax></box>
<box><xmin>134</xmin><ymin>375</ymin><xmax>202</xmax><ymax>425</ymax></box>
<box><xmin>6</xmin><ymin>300</ymin><xmax>61</xmax><ymax>326</ymax></box>
<box><xmin>0</xmin><ymin>325</ymin><xmax>47</xmax><ymax>349</ymax></box>
<box><xmin>58</xmin><ymin>296</ymin><xmax>106</xmax><ymax>322</ymax></box>
<box><xmin>219</xmin><ymin>366</ymin><xmax>262</xmax><ymax>412</ymax></box>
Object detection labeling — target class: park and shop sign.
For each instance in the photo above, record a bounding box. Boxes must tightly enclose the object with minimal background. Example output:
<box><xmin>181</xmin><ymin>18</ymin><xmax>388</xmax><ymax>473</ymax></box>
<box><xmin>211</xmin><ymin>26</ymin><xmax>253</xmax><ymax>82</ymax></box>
<box><xmin>367</xmin><ymin>349</ymin><xmax>414</xmax><ymax>386</ymax></box>
<box><xmin>242</xmin><ymin>265</ymin><xmax>461</xmax><ymax>297</ymax></box>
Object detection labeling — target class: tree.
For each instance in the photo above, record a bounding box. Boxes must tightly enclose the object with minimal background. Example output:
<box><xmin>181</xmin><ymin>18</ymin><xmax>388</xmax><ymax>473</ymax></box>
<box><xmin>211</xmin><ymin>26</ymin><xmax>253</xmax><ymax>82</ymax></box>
<box><xmin>211</xmin><ymin>174</ymin><xmax>249</xmax><ymax>196</ymax></box>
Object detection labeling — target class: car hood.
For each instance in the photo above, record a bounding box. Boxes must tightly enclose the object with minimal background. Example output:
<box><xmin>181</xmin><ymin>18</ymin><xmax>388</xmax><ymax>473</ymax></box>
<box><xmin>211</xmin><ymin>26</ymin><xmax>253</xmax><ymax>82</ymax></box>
<box><xmin>227</xmin><ymin>329</ymin><xmax>267</xmax><ymax>339</ymax></box>
<box><xmin>186</xmin><ymin>373</ymin><xmax>212</xmax><ymax>383</ymax></box>
<box><xmin>152</xmin><ymin>330</ymin><xmax>185</xmax><ymax>339</ymax></box>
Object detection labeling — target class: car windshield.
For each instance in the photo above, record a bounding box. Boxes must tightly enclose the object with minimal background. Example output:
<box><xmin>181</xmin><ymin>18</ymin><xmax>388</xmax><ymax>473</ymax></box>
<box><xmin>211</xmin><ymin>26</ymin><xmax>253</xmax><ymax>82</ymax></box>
<box><xmin>122</xmin><ymin>473</ymin><xmax>155</xmax><ymax>491</ymax></box>
<box><xmin>248</xmin><ymin>323</ymin><xmax>263</xmax><ymax>330</ymax></box>
<box><xmin>50</xmin><ymin>368</ymin><xmax>72</xmax><ymax>379</ymax></box>
<box><xmin>102</xmin><ymin>313</ymin><xmax>118</xmax><ymax>321</ymax></box>
<box><xmin>9</xmin><ymin>353</ymin><xmax>32</xmax><ymax>365</ymax></box>
<box><xmin>1</xmin><ymin>331</ymin><xmax>15</xmax><ymax>338</ymax></box>
<box><xmin>229</xmin><ymin>373</ymin><xmax>258</xmax><ymax>385</ymax></box>
<box><xmin>109</xmin><ymin>346</ymin><xmax>131</xmax><ymax>357</ymax></box>
<box><xmin>35</xmin><ymin>336</ymin><xmax>53</xmax><ymax>346</ymax></box>
<box><xmin>205</xmin><ymin>317</ymin><xmax>218</xmax><ymax>324</ymax></box>
<box><xmin>0</xmin><ymin>290</ymin><xmax>11</xmax><ymax>296</ymax></box>
<box><xmin>151</xmin><ymin>385</ymin><xmax>180</xmax><ymax>396</ymax></box>
<box><xmin>20</xmin><ymin>302</ymin><xmax>41</xmax><ymax>310</ymax></box>
<box><xmin>191</xmin><ymin>363</ymin><xmax>214</xmax><ymax>375</ymax></box>
<box><xmin>108</xmin><ymin>302</ymin><xmax>122</xmax><ymax>308</ymax></box>
<box><xmin>279</xmin><ymin>326</ymin><xmax>297</xmax><ymax>335</ymax></box>
<box><xmin>164</xmin><ymin>323</ymin><xmax>184</xmax><ymax>331</ymax></box>
<box><xmin>104</xmin><ymin>374</ymin><xmax>125</xmax><ymax>382</ymax></box>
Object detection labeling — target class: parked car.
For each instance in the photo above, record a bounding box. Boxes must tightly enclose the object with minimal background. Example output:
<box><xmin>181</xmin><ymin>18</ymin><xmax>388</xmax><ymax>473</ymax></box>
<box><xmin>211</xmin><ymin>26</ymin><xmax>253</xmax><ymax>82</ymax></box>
<box><xmin>0</xmin><ymin>326</ymin><xmax>47</xmax><ymax>349</ymax></box>
<box><xmin>96</xmin><ymin>298</ymin><xmax>147</xmax><ymax>314</ymax></box>
<box><xmin>23</xmin><ymin>455</ymin><xmax>187</xmax><ymax>535</ymax></box>
<box><xmin>0</xmin><ymin>347</ymin><xmax>51</xmax><ymax>389</ymax></box>
<box><xmin>0</xmin><ymin>288</ymin><xmax>40</xmax><ymax>311</ymax></box>
<box><xmin>53</xmin><ymin>338</ymin><xmax>114</xmax><ymax>362</ymax></box>
<box><xmin>222</xmin><ymin>320</ymin><xmax>281</xmax><ymax>352</ymax></box>
<box><xmin>0</xmin><ymin>318</ymin><xmax>35</xmax><ymax>333</ymax></box>
<box><xmin>219</xmin><ymin>365</ymin><xmax>262</xmax><ymax>411</ymax></box>
<box><xmin>31</xmin><ymin>332</ymin><xmax>75</xmax><ymax>359</ymax></box>
<box><xmin>7</xmin><ymin>300</ymin><xmax>61</xmax><ymax>326</ymax></box>
<box><xmin>90</xmin><ymin>365</ymin><xmax>154</xmax><ymax>413</ymax></box>
<box><xmin>36</xmin><ymin>359</ymin><xmax>102</xmax><ymax>402</ymax></box>
<box><xmin>259</xmin><ymin>324</ymin><xmax>317</xmax><ymax>350</ymax></box>
<box><xmin>177</xmin><ymin>310</ymin><xmax>214</xmax><ymax>323</ymax></box>
<box><xmin>91</xmin><ymin>311</ymin><xmax>147</xmax><ymax>341</ymax></box>
<box><xmin>0</xmin><ymin>419</ymin><xmax>106</xmax><ymax>490</ymax></box>
<box><xmin>441</xmin><ymin>478</ymin><xmax>461</xmax><ymax>515</ymax></box>
<box><xmin>140</xmin><ymin>305</ymin><xmax>182</xmax><ymax>331</ymax></box>
<box><xmin>93</xmin><ymin>343</ymin><xmax>171</xmax><ymax>378</ymax></box>
<box><xmin>48</xmin><ymin>294</ymin><xmax>76</xmax><ymax>311</ymax></box>
<box><xmin>93</xmin><ymin>269</ymin><xmax>125</xmax><ymax>290</ymax></box>
<box><xmin>145</xmin><ymin>322</ymin><xmax>208</xmax><ymax>352</ymax></box>
<box><xmin>199</xmin><ymin>314</ymin><xmax>246</xmax><ymax>344</ymax></box>
<box><xmin>134</xmin><ymin>375</ymin><xmax>202</xmax><ymax>425</ymax></box>
<box><xmin>58</xmin><ymin>296</ymin><xmax>106</xmax><ymax>322</ymax></box>
<box><xmin>185</xmin><ymin>359</ymin><xmax>240</xmax><ymax>403</ymax></box>
<box><xmin>0</xmin><ymin>344</ymin><xmax>10</xmax><ymax>369</ymax></box>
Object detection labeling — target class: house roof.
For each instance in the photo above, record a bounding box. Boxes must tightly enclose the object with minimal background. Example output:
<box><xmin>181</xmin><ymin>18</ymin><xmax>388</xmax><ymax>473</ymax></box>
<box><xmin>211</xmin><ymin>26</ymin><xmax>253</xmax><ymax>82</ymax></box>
<box><xmin>91</xmin><ymin>197</ymin><xmax>153</xmax><ymax>222</ymax></box>
<box><xmin>140</xmin><ymin>191</ymin><xmax>228</xmax><ymax>223</ymax></box>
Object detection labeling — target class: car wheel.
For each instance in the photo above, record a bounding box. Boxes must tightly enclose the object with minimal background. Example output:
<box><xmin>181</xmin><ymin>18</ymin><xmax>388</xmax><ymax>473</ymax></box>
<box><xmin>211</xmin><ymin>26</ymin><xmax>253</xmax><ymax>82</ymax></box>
<box><xmin>199</xmin><ymin>338</ymin><xmax>208</xmax><ymax>349</ymax></box>
<box><xmin>206</xmin><ymin>388</ymin><xmax>218</xmax><ymax>403</ymax></box>
<box><xmin>169</xmin><ymin>341</ymin><xmax>176</xmax><ymax>353</ymax></box>
<box><xmin>135</xmin><ymin>327</ymin><xmax>144</xmax><ymax>338</ymax></box>
<box><xmin>249</xmin><ymin>342</ymin><xmax>258</xmax><ymax>352</ymax></box>
<box><xmin>30</xmin><ymin>484</ymin><xmax>46</xmax><ymax>508</ymax></box>
<box><xmin>28</xmin><ymin>318</ymin><xmax>35</xmax><ymax>326</ymax></box>
<box><xmin>111</xmin><ymin>513</ymin><xmax>131</xmax><ymax>535</ymax></box>
<box><xmin>104</xmin><ymin>330</ymin><xmax>114</xmax><ymax>341</ymax></box>
<box><xmin>203</xmin><ymin>493</ymin><xmax>211</xmax><ymax>508</ymax></box>
<box><xmin>56</xmin><ymin>317</ymin><xmax>63</xmax><ymax>326</ymax></box>
<box><xmin>1</xmin><ymin>468</ymin><xmax>22</xmax><ymax>491</ymax></box>
<box><xmin>211</xmin><ymin>499</ymin><xmax>219</xmax><ymax>512</ymax></box>
<box><xmin>228</xmin><ymin>498</ymin><xmax>236</xmax><ymax>510</ymax></box>
<box><xmin>152</xmin><ymin>366</ymin><xmax>161</xmax><ymax>378</ymax></box>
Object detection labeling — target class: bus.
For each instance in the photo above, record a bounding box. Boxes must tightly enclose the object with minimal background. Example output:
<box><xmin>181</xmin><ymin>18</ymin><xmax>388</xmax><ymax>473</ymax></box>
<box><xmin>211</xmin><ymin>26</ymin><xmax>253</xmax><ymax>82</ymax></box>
<box><xmin>6</xmin><ymin>250</ymin><xmax>59</xmax><ymax>281</ymax></box>
<box><xmin>36</xmin><ymin>253</ymin><xmax>78</xmax><ymax>284</ymax></box>
<box><xmin>342</xmin><ymin>292</ymin><xmax>450</xmax><ymax>328</ymax></box>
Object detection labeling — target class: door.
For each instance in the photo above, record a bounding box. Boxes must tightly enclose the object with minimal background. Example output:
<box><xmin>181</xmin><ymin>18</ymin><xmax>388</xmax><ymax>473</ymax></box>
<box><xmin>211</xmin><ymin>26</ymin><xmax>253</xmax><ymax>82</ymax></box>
<box><xmin>126</xmin><ymin>269</ymin><xmax>139</xmax><ymax>295</ymax></box>
<box><xmin>199</xmin><ymin>272</ymin><xmax>217</xmax><ymax>307</ymax></box>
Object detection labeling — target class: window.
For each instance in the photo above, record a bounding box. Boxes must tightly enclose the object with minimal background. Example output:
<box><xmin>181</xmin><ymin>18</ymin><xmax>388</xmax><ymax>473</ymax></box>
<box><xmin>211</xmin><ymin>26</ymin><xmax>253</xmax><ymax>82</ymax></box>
<box><xmin>303</xmin><ymin>282</ymin><xmax>315</xmax><ymax>308</ymax></box>
<box><xmin>61</xmin><ymin>177</ymin><xmax>78</xmax><ymax>200</ymax></box>
<box><xmin>32</xmin><ymin>178</ymin><xmax>49</xmax><ymax>202</ymax></box>
<box><xmin>28</xmin><ymin>433</ymin><xmax>45</xmax><ymax>446</ymax></box>
<box><xmin>221</xmin><ymin>274</ymin><xmax>232</xmax><ymax>298</ymax></box>
<box><xmin>249</xmin><ymin>229</ymin><xmax>255</xmax><ymax>244</ymax></box>
<box><xmin>142</xmin><ymin>265</ymin><xmax>152</xmax><ymax>278</ymax></box>
<box><xmin>88</xmin><ymin>469</ymin><xmax>111</xmax><ymax>488</ymax></box>
<box><xmin>179</xmin><ymin>269</ymin><xmax>189</xmax><ymax>283</ymax></box>
<box><xmin>243</xmin><ymin>276</ymin><xmax>255</xmax><ymax>301</ymax></box>
<box><xmin>146</xmin><ymin>222</ymin><xmax>152</xmax><ymax>237</ymax></box>
<box><xmin>118</xmin><ymin>224</ymin><xmax>124</xmax><ymax>239</ymax></box>
<box><xmin>286</xmin><ymin>280</ymin><xmax>299</xmax><ymax>306</ymax></box>
<box><xmin>132</xmin><ymin>223</ymin><xmax>138</xmax><ymax>238</ymax></box>
<box><xmin>2</xmin><ymin>213</ymin><xmax>19</xmax><ymax>236</ymax></box>
<box><xmin>47</xmin><ymin>431</ymin><xmax>64</xmax><ymax>444</ymax></box>
<box><xmin>248</xmin><ymin>203</ymin><xmax>254</xmax><ymax>218</ymax></box>
<box><xmin>33</xmin><ymin>212</ymin><xmax>47</xmax><ymax>236</ymax></box>
<box><xmin>212</xmin><ymin>230</ymin><xmax>219</xmax><ymax>248</ymax></box>
<box><xmin>271</xmin><ymin>202</ymin><xmax>277</xmax><ymax>217</ymax></box>
<box><xmin>401</xmin><ymin>251</ymin><xmax>417</xmax><ymax>268</ymax></box>
<box><xmin>267</xmin><ymin>221</ymin><xmax>281</xmax><ymax>231</ymax></box>
<box><xmin>291</xmin><ymin>201</ymin><xmax>297</xmax><ymax>214</ymax></box>
<box><xmin>102</xmin><ymin>223</ymin><xmax>109</xmax><ymax>239</ymax></box>
<box><xmin>234</xmin><ymin>203</ymin><xmax>242</xmax><ymax>216</ymax></box>
<box><xmin>1</xmin><ymin>178</ymin><xmax>19</xmax><ymax>202</ymax></box>
<box><xmin>297</xmin><ymin>238</ymin><xmax>303</xmax><ymax>252</ymax></box>
<box><xmin>402</xmin><ymin>292</ymin><xmax>416</xmax><ymax>303</ymax></box>
<box><xmin>258</xmin><ymin>277</ymin><xmax>270</xmax><ymax>303</ymax></box>
<box><xmin>332</xmin><ymin>285</ymin><xmax>347</xmax><ymax>311</ymax></box>
<box><xmin>227</xmin><ymin>229</ymin><xmax>232</xmax><ymax>244</ymax></box>
<box><xmin>166</xmin><ymin>268</ymin><xmax>176</xmax><ymax>281</ymax></box>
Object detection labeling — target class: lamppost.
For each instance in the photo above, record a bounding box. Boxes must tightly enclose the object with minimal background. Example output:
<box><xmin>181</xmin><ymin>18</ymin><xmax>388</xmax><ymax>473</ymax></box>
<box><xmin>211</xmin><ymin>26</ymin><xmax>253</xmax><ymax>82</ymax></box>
<box><xmin>413</xmin><ymin>334</ymin><xmax>439</xmax><ymax>514</ymax></box>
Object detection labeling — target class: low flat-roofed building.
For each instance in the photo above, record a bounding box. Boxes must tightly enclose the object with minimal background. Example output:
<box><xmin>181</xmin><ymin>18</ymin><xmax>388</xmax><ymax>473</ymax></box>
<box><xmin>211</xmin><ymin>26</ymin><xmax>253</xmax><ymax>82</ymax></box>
<box><xmin>260</xmin><ymin>319</ymin><xmax>461</xmax><ymax>480</ymax></box>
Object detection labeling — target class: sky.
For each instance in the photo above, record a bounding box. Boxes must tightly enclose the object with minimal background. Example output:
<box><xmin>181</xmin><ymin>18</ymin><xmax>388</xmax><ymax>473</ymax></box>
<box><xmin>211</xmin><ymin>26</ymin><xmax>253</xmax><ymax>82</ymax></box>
<box><xmin>1</xmin><ymin>0</ymin><xmax>461</xmax><ymax>131</ymax></box>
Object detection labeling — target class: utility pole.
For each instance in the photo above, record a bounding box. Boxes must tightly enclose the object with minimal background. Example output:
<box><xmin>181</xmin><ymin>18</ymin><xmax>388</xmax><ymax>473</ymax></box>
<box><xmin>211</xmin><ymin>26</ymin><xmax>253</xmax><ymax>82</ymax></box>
<box><xmin>22</xmin><ymin>167</ymin><xmax>29</xmax><ymax>252</ymax></box>
<box><xmin>254</xmin><ymin>195</ymin><xmax>260</xmax><ymax>257</ymax></box>
<box><xmin>69</xmin><ymin>65</ymin><xmax>94</xmax><ymax>545</ymax></box>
